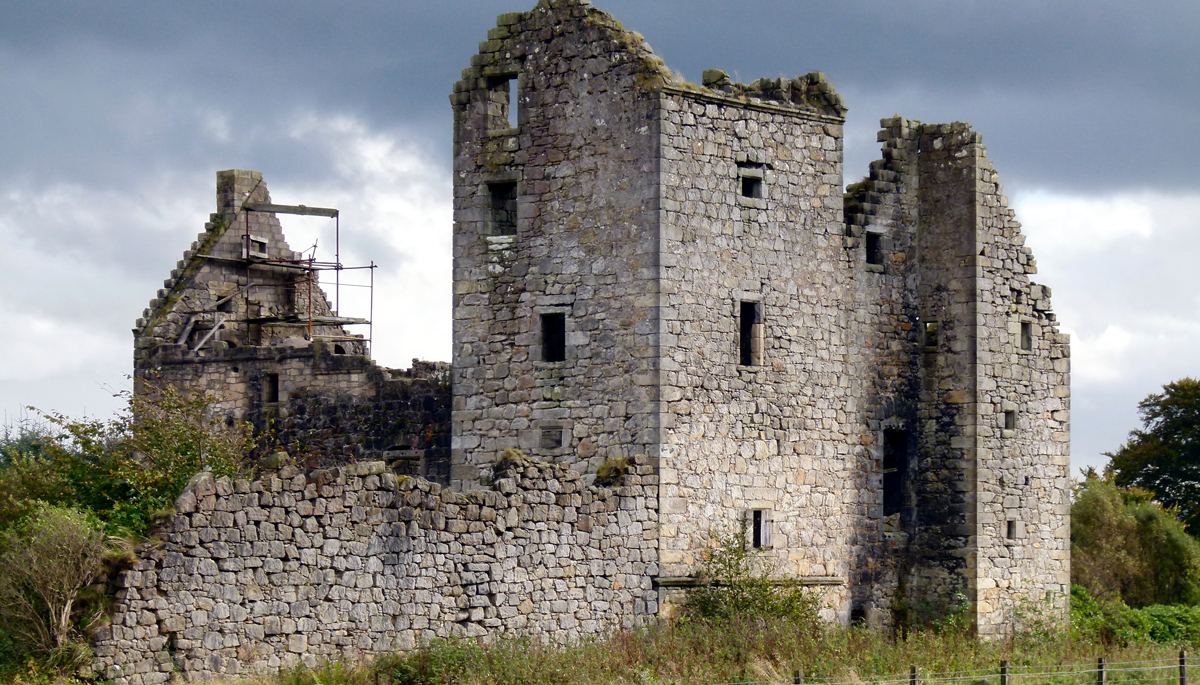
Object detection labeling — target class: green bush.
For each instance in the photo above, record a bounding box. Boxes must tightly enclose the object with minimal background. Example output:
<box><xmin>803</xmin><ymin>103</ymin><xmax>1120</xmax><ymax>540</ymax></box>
<box><xmin>0</xmin><ymin>505</ymin><xmax>108</xmax><ymax>669</ymax></box>
<box><xmin>0</xmin><ymin>382</ymin><xmax>253</xmax><ymax>537</ymax></box>
<box><xmin>688</xmin><ymin>527</ymin><xmax>821</xmax><ymax>625</ymax></box>
<box><xmin>1071</xmin><ymin>476</ymin><xmax>1200</xmax><ymax>607</ymax></box>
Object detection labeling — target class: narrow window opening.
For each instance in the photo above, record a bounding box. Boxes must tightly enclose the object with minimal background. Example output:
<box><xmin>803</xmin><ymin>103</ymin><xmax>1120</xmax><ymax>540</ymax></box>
<box><xmin>746</xmin><ymin>509</ymin><xmax>772</xmax><ymax>549</ymax></box>
<box><xmin>924</xmin><ymin>321</ymin><xmax>939</xmax><ymax>349</ymax></box>
<box><xmin>264</xmin><ymin>373</ymin><xmax>279</xmax><ymax>404</ymax></box>
<box><xmin>539</xmin><ymin>427</ymin><xmax>563</xmax><ymax>449</ymax></box>
<box><xmin>739</xmin><ymin>301</ymin><xmax>764</xmax><ymax>366</ymax></box>
<box><xmin>486</xmin><ymin>75</ymin><xmax>518</xmax><ymax>130</ymax></box>
<box><xmin>1006</xmin><ymin>520</ymin><xmax>1017</xmax><ymax>540</ymax></box>
<box><xmin>334</xmin><ymin>344</ymin><xmax>346</xmax><ymax>355</ymax></box>
<box><xmin>882</xmin><ymin>429</ymin><xmax>908</xmax><ymax>517</ymax></box>
<box><xmin>1020</xmin><ymin>322</ymin><xmax>1033</xmax><ymax>351</ymax></box>
<box><xmin>542</xmin><ymin>312</ymin><xmax>566</xmax><ymax>363</ymax></box>
<box><xmin>488</xmin><ymin>182</ymin><xmax>518</xmax><ymax>235</ymax></box>
<box><xmin>1024</xmin><ymin>476</ymin><xmax>1031</xmax><ymax>486</ymax></box>
<box><xmin>1004</xmin><ymin>410</ymin><xmax>1016</xmax><ymax>430</ymax></box>
<box><xmin>849</xmin><ymin>606</ymin><xmax>867</xmax><ymax>626</ymax></box>
<box><xmin>216</xmin><ymin>298</ymin><xmax>233</xmax><ymax>313</ymax></box>
<box><xmin>865</xmin><ymin>233</ymin><xmax>883</xmax><ymax>265</ymax></box>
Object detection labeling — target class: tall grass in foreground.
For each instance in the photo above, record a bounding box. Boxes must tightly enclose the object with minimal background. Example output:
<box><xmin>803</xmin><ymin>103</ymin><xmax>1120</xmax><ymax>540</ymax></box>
<box><xmin>263</xmin><ymin>616</ymin><xmax>1196</xmax><ymax>685</ymax></box>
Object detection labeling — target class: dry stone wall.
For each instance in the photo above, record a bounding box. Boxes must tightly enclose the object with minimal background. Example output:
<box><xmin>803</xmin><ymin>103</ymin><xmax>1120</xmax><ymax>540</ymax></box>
<box><xmin>93</xmin><ymin>456</ymin><xmax>659</xmax><ymax>683</ymax></box>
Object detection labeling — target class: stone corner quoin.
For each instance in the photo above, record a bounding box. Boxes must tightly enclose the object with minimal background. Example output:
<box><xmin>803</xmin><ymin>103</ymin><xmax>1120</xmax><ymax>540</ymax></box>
<box><xmin>97</xmin><ymin>0</ymin><xmax>1070</xmax><ymax>680</ymax></box>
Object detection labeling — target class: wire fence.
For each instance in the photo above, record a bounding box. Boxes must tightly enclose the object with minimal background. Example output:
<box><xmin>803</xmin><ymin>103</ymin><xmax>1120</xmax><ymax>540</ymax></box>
<box><xmin>694</xmin><ymin>653</ymin><xmax>1193</xmax><ymax>685</ymax></box>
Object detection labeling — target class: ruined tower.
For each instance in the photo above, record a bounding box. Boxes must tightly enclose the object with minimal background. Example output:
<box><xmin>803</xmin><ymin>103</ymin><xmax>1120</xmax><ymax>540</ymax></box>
<box><xmin>451</xmin><ymin>0</ymin><xmax>1069</xmax><ymax>633</ymax></box>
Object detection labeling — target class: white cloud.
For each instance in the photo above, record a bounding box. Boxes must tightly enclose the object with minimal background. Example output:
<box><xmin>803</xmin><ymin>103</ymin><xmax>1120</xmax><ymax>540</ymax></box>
<box><xmin>0</xmin><ymin>306</ymin><xmax>126</xmax><ymax>383</ymax></box>
<box><xmin>1012</xmin><ymin>189</ymin><xmax>1200</xmax><ymax>473</ymax></box>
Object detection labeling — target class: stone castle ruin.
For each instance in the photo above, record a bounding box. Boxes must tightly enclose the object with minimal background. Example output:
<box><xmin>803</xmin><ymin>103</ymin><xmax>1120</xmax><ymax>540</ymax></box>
<box><xmin>96</xmin><ymin>0</ymin><xmax>1071</xmax><ymax>681</ymax></box>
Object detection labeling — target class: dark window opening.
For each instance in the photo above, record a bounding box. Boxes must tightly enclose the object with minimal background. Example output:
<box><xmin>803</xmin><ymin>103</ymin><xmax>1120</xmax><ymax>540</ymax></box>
<box><xmin>1024</xmin><ymin>476</ymin><xmax>1031</xmax><ymax>486</ymax></box>
<box><xmin>1004</xmin><ymin>410</ymin><xmax>1016</xmax><ymax>430</ymax></box>
<box><xmin>747</xmin><ymin>509</ymin><xmax>772</xmax><ymax>549</ymax></box>
<box><xmin>539</xmin><ymin>428</ymin><xmax>563</xmax><ymax>449</ymax></box>
<box><xmin>489</xmin><ymin>182</ymin><xmax>518</xmax><ymax>235</ymax></box>
<box><xmin>231</xmin><ymin>366</ymin><xmax>240</xmax><ymax>373</ymax></box>
<box><xmin>334</xmin><ymin>344</ymin><xmax>346</xmax><ymax>355</ymax></box>
<box><xmin>264</xmin><ymin>373</ymin><xmax>279</xmax><ymax>404</ymax></box>
<box><xmin>487</xmin><ymin>75</ymin><xmax>518</xmax><ymax>130</ymax></box>
<box><xmin>924</xmin><ymin>321</ymin><xmax>939</xmax><ymax>349</ymax></box>
<box><xmin>1020</xmin><ymin>322</ymin><xmax>1033</xmax><ymax>351</ymax></box>
<box><xmin>225</xmin><ymin>340</ymin><xmax>238</xmax><ymax>349</ymax></box>
<box><xmin>1006</xmin><ymin>520</ymin><xmax>1017</xmax><ymax>540</ymax></box>
<box><xmin>882</xmin><ymin>429</ymin><xmax>908</xmax><ymax>517</ymax></box>
<box><xmin>542</xmin><ymin>312</ymin><xmax>566</xmax><ymax>362</ymax></box>
<box><xmin>216</xmin><ymin>298</ymin><xmax>233</xmax><ymax>313</ymax></box>
<box><xmin>741</xmin><ymin>176</ymin><xmax>762</xmax><ymax>199</ymax></box>
<box><xmin>246</xmin><ymin>236</ymin><xmax>268</xmax><ymax>259</ymax></box>
<box><xmin>865</xmin><ymin>233</ymin><xmax>883</xmax><ymax>265</ymax></box>
<box><xmin>739</xmin><ymin>301</ymin><xmax>763</xmax><ymax>366</ymax></box>
<box><xmin>849</xmin><ymin>606</ymin><xmax>867</xmax><ymax>626</ymax></box>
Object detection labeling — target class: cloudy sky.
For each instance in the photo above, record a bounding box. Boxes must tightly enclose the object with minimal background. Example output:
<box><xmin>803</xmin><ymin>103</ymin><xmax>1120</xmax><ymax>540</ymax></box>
<box><xmin>1</xmin><ymin>0</ymin><xmax>1197</xmax><ymax>474</ymax></box>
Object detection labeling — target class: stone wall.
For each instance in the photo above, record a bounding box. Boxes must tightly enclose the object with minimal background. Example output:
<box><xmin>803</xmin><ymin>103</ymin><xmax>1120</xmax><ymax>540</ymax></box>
<box><xmin>92</xmin><ymin>456</ymin><xmax>659</xmax><ymax>683</ymax></box>
<box><xmin>846</xmin><ymin>118</ymin><xmax>1071</xmax><ymax>631</ymax></box>
<box><xmin>450</xmin><ymin>0</ymin><xmax>671</xmax><ymax>488</ymax></box>
<box><xmin>654</xmin><ymin>85</ymin><xmax>864</xmax><ymax>618</ymax></box>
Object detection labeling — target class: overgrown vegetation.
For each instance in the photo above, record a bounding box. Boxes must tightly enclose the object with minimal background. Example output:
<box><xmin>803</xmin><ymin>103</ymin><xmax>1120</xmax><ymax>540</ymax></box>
<box><xmin>0</xmin><ymin>382</ymin><xmax>252</xmax><ymax>679</ymax></box>
<box><xmin>1071</xmin><ymin>475</ymin><xmax>1200</xmax><ymax>606</ymax></box>
<box><xmin>0</xmin><ymin>382</ymin><xmax>253</xmax><ymax>536</ymax></box>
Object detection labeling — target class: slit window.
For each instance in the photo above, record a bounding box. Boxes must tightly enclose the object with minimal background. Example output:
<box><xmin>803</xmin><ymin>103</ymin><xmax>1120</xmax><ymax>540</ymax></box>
<box><xmin>746</xmin><ymin>509</ymin><xmax>773</xmax><ymax>549</ymax></box>
<box><xmin>1006</xmin><ymin>520</ymin><xmax>1017</xmax><ymax>540</ymax></box>
<box><xmin>489</xmin><ymin>182</ymin><xmax>518</xmax><ymax>235</ymax></box>
<box><xmin>487</xmin><ymin>75</ymin><xmax>518</xmax><ymax>130</ymax></box>
<box><xmin>924</xmin><ymin>321</ymin><xmax>939</xmax><ymax>349</ymax></box>
<box><xmin>541</xmin><ymin>312</ymin><xmax>566</xmax><ymax>363</ymax></box>
<box><xmin>739</xmin><ymin>300</ymin><xmax>764</xmax><ymax>367</ymax></box>
<box><xmin>882</xmin><ymin>429</ymin><xmax>908</xmax><ymax>517</ymax></box>
<box><xmin>264</xmin><ymin>373</ymin><xmax>280</xmax><ymax>404</ymax></box>
<box><xmin>865</xmin><ymin>232</ymin><xmax>883</xmax><ymax>265</ymax></box>
<box><xmin>1004</xmin><ymin>410</ymin><xmax>1017</xmax><ymax>430</ymax></box>
<box><xmin>1020</xmin><ymin>322</ymin><xmax>1033</xmax><ymax>351</ymax></box>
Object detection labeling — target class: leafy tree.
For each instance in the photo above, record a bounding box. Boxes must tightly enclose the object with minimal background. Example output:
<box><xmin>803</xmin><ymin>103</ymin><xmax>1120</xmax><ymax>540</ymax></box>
<box><xmin>0</xmin><ymin>381</ymin><xmax>253</xmax><ymax>536</ymax></box>
<box><xmin>0</xmin><ymin>505</ymin><xmax>109</xmax><ymax>667</ymax></box>
<box><xmin>1106</xmin><ymin>377</ymin><xmax>1200</xmax><ymax>531</ymax></box>
<box><xmin>1071</xmin><ymin>476</ymin><xmax>1200</xmax><ymax>607</ymax></box>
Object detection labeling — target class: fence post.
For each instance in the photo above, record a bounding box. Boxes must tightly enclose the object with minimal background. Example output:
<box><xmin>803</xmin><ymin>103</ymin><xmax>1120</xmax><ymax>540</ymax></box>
<box><xmin>1097</xmin><ymin>657</ymin><xmax>1106</xmax><ymax>685</ymax></box>
<box><xmin>794</xmin><ymin>669</ymin><xmax>804</xmax><ymax>685</ymax></box>
<box><xmin>1181</xmin><ymin>650</ymin><xmax>1188</xmax><ymax>685</ymax></box>
<box><xmin>1000</xmin><ymin>660</ymin><xmax>1009</xmax><ymax>685</ymax></box>
<box><xmin>910</xmin><ymin>665</ymin><xmax>919</xmax><ymax>685</ymax></box>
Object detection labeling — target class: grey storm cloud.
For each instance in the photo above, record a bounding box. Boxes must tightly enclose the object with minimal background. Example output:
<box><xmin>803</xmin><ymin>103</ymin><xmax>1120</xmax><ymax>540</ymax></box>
<box><xmin>1</xmin><ymin>0</ymin><xmax>1197</xmax><ymax>192</ymax></box>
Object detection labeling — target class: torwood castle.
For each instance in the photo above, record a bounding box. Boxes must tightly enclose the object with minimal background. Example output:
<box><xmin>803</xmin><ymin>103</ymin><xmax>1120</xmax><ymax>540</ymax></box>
<box><xmin>96</xmin><ymin>1</ymin><xmax>1071</xmax><ymax>680</ymax></box>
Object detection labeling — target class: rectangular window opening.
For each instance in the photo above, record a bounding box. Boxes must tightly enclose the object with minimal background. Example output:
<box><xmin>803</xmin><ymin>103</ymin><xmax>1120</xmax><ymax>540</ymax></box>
<box><xmin>747</xmin><ymin>509</ymin><xmax>772</xmax><ymax>549</ymax></box>
<box><xmin>489</xmin><ymin>182</ymin><xmax>518</xmax><ymax>235</ymax></box>
<box><xmin>1020</xmin><ymin>322</ymin><xmax>1033</xmax><ymax>351</ymax></box>
<box><xmin>539</xmin><ymin>428</ymin><xmax>563</xmax><ymax>450</ymax></box>
<box><xmin>865</xmin><ymin>232</ymin><xmax>883</xmax><ymax>265</ymax></box>
<box><xmin>739</xmin><ymin>301</ymin><xmax>764</xmax><ymax>367</ymax></box>
<box><xmin>924</xmin><ymin>321</ymin><xmax>939</xmax><ymax>349</ymax></box>
<box><xmin>264</xmin><ymin>373</ymin><xmax>280</xmax><ymax>404</ymax></box>
<box><xmin>882</xmin><ymin>428</ymin><xmax>908</xmax><ymax>518</ymax></box>
<box><xmin>1004</xmin><ymin>410</ymin><xmax>1017</xmax><ymax>430</ymax></box>
<box><xmin>1006</xmin><ymin>520</ymin><xmax>1017</xmax><ymax>540</ymax></box>
<box><xmin>244</xmin><ymin>235</ymin><xmax>269</xmax><ymax>259</ymax></box>
<box><xmin>541</xmin><ymin>312</ymin><xmax>566</xmax><ymax>363</ymax></box>
<box><xmin>487</xmin><ymin>75</ymin><xmax>518</xmax><ymax>130</ymax></box>
<box><xmin>741</xmin><ymin>176</ymin><xmax>762</xmax><ymax>199</ymax></box>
